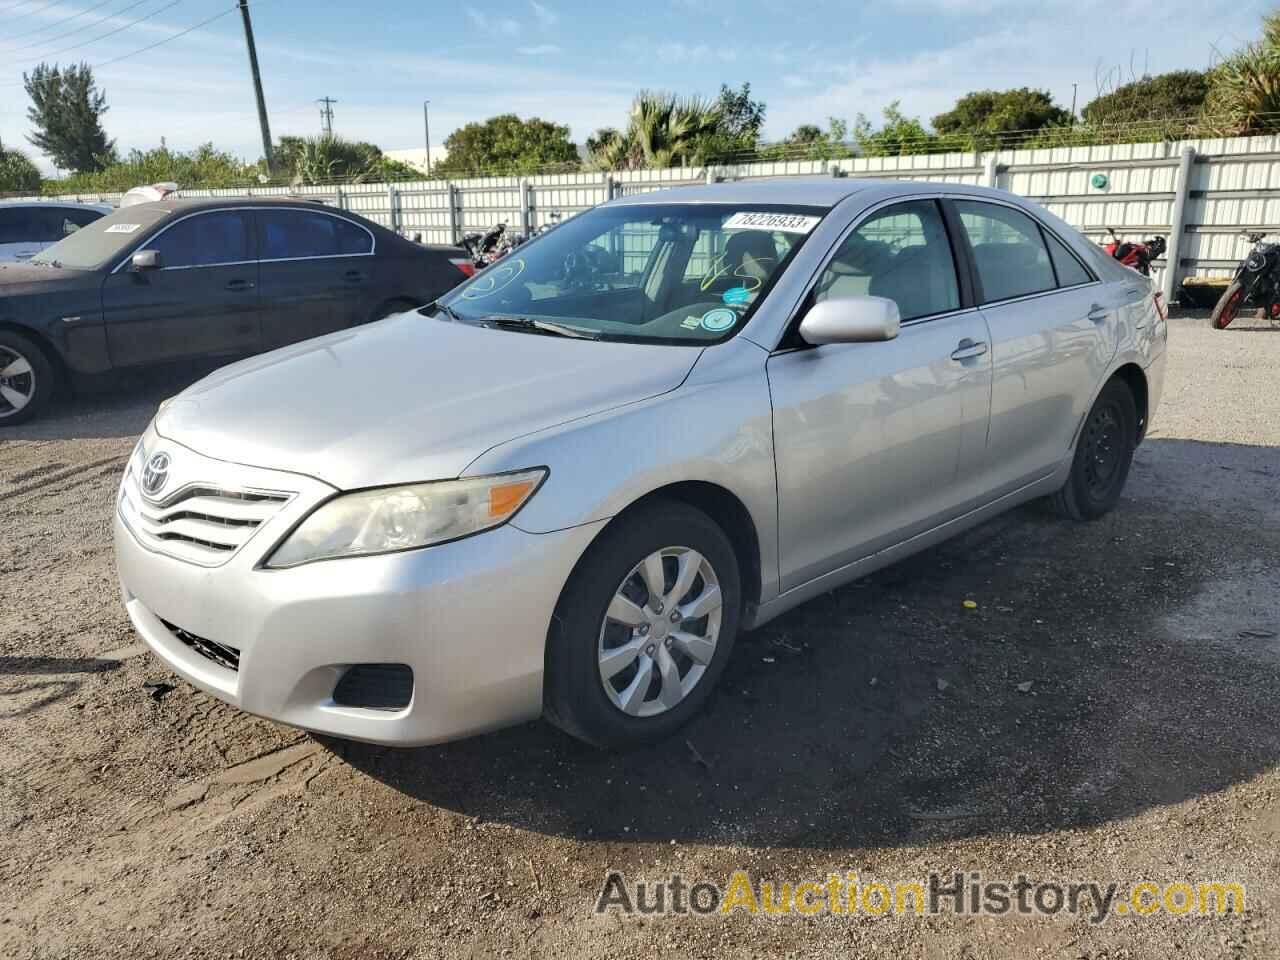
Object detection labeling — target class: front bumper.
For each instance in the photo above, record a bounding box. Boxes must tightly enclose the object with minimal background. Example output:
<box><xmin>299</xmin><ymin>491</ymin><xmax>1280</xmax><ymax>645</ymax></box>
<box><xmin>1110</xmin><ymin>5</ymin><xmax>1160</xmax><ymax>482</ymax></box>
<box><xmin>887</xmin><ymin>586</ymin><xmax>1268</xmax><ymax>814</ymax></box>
<box><xmin>114</xmin><ymin>448</ymin><xmax>604</xmax><ymax>746</ymax></box>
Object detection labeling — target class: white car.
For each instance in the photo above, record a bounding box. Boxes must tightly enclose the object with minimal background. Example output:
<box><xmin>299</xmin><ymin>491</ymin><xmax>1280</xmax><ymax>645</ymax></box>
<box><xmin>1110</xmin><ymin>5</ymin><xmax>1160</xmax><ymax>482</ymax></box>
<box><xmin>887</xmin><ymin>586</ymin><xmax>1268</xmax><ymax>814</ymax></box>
<box><xmin>0</xmin><ymin>200</ymin><xmax>113</xmax><ymax>263</ymax></box>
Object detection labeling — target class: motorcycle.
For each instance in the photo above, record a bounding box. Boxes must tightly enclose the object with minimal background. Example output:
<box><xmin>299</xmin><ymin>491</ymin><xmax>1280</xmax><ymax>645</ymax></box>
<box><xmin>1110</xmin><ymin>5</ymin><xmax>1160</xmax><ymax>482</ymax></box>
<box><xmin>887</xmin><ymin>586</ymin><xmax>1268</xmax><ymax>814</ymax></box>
<box><xmin>1103</xmin><ymin>227</ymin><xmax>1166</xmax><ymax>277</ymax></box>
<box><xmin>461</xmin><ymin>222</ymin><xmax>530</xmax><ymax>265</ymax></box>
<box><xmin>1209</xmin><ymin>231</ymin><xmax>1280</xmax><ymax>330</ymax></box>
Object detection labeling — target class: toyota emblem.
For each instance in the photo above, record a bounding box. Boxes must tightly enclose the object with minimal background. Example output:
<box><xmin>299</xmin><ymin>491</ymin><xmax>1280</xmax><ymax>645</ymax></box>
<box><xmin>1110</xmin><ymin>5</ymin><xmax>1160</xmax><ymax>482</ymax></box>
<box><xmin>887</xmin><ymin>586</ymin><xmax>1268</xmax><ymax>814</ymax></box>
<box><xmin>141</xmin><ymin>452</ymin><xmax>171</xmax><ymax>497</ymax></box>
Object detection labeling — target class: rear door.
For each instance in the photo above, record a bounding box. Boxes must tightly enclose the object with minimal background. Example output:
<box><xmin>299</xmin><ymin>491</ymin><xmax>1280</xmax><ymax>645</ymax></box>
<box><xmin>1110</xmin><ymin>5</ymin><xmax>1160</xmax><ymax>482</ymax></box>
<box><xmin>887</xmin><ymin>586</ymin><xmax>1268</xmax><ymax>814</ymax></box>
<box><xmin>256</xmin><ymin>208</ymin><xmax>377</xmax><ymax>350</ymax></box>
<box><xmin>948</xmin><ymin>199</ymin><xmax>1118</xmax><ymax>493</ymax></box>
<box><xmin>101</xmin><ymin>209</ymin><xmax>261</xmax><ymax>368</ymax></box>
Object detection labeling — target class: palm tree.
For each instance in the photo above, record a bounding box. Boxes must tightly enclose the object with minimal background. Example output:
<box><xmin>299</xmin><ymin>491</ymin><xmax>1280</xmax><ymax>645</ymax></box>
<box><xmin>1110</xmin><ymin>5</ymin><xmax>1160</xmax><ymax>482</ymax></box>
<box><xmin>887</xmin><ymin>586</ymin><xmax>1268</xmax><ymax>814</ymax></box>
<box><xmin>1204</xmin><ymin>12</ymin><xmax>1280</xmax><ymax>135</ymax></box>
<box><xmin>627</xmin><ymin>91</ymin><xmax>723</xmax><ymax>168</ymax></box>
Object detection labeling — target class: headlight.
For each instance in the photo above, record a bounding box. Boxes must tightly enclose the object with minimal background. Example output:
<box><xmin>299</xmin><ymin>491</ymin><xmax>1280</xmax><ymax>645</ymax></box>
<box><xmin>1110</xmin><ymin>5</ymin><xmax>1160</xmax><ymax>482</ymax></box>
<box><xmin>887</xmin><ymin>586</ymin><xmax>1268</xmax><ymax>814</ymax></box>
<box><xmin>265</xmin><ymin>468</ymin><xmax>547</xmax><ymax>568</ymax></box>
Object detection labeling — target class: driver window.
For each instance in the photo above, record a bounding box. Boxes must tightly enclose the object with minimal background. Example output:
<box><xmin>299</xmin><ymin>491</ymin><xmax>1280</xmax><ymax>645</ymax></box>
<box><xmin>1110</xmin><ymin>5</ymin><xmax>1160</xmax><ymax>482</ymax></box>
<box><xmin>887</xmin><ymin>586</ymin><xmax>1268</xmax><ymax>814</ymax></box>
<box><xmin>813</xmin><ymin>200</ymin><xmax>959</xmax><ymax>321</ymax></box>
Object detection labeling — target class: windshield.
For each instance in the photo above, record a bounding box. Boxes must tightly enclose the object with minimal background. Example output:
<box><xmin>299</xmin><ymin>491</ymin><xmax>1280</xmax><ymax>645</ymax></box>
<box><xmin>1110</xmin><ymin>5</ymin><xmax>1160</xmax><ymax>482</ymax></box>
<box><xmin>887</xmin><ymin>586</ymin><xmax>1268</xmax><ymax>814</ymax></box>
<box><xmin>31</xmin><ymin>204</ymin><xmax>168</xmax><ymax>270</ymax></box>
<box><xmin>437</xmin><ymin>202</ymin><xmax>827</xmax><ymax>344</ymax></box>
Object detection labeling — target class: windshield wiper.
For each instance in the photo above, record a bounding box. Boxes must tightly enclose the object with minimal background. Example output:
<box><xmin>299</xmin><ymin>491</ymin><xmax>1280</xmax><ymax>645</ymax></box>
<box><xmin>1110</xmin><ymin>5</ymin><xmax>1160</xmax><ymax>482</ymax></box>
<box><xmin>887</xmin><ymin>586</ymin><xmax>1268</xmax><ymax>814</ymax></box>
<box><xmin>428</xmin><ymin>300</ymin><xmax>461</xmax><ymax>323</ymax></box>
<box><xmin>489</xmin><ymin>317</ymin><xmax>600</xmax><ymax>340</ymax></box>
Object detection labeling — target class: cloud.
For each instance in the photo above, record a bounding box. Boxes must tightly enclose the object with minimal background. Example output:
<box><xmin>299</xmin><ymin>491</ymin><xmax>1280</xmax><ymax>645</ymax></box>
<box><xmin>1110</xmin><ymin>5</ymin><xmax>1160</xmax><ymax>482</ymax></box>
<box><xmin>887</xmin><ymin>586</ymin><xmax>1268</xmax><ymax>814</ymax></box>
<box><xmin>518</xmin><ymin>44</ymin><xmax>562</xmax><ymax>56</ymax></box>
<box><xmin>529</xmin><ymin>0</ymin><xmax>558</xmax><ymax>27</ymax></box>
<box><xmin>465</xmin><ymin>10</ymin><xmax>519</xmax><ymax>35</ymax></box>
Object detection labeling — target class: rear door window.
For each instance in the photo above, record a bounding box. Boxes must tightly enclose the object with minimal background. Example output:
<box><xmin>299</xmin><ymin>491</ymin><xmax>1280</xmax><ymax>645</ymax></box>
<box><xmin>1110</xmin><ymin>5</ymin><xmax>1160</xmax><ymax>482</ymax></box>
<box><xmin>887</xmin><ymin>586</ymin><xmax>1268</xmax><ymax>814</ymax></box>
<box><xmin>1043</xmin><ymin>229</ymin><xmax>1094</xmax><ymax>287</ymax></box>
<box><xmin>256</xmin><ymin>210</ymin><xmax>372</xmax><ymax>260</ymax></box>
<box><xmin>954</xmin><ymin>200</ymin><xmax>1056</xmax><ymax>303</ymax></box>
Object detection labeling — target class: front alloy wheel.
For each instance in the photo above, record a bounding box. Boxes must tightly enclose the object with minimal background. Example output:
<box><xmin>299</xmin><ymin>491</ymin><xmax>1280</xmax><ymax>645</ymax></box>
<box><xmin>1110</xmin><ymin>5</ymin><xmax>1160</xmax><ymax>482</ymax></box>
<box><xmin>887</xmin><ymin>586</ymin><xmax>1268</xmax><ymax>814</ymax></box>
<box><xmin>0</xmin><ymin>332</ymin><xmax>54</xmax><ymax>426</ymax></box>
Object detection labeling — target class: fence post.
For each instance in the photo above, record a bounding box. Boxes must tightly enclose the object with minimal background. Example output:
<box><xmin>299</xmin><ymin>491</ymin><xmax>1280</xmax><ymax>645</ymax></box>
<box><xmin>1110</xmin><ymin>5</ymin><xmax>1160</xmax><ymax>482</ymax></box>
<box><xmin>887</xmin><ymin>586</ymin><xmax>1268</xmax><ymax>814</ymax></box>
<box><xmin>520</xmin><ymin>178</ymin><xmax>532</xmax><ymax>235</ymax></box>
<box><xmin>387</xmin><ymin>183</ymin><xmax>399</xmax><ymax>234</ymax></box>
<box><xmin>446</xmin><ymin>182</ymin><xmax>459</xmax><ymax>244</ymax></box>
<box><xmin>335</xmin><ymin>186</ymin><xmax>346</xmax><ymax>211</ymax></box>
<box><xmin>1162</xmin><ymin>146</ymin><xmax>1196</xmax><ymax>307</ymax></box>
<box><xmin>982</xmin><ymin>153</ymin><xmax>999</xmax><ymax>189</ymax></box>
<box><xmin>602</xmin><ymin>172</ymin><xmax>615</xmax><ymax>202</ymax></box>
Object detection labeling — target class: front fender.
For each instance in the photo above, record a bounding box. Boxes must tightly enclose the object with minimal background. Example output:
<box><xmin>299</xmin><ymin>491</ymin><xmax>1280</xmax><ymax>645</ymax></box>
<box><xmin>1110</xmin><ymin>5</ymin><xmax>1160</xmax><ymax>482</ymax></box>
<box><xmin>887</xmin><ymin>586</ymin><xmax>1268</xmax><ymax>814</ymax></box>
<box><xmin>463</xmin><ymin>338</ymin><xmax>782</xmax><ymax>603</ymax></box>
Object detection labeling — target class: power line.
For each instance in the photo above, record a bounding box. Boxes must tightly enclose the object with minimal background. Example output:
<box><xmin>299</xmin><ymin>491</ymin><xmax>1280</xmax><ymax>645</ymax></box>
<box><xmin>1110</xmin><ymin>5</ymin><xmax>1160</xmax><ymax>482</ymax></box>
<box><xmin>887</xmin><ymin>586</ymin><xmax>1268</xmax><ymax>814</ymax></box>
<box><xmin>1</xmin><ymin>0</ymin><xmax>117</xmax><ymax>44</ymax></box>
<box><xmin>0</xmin><ymin>0</ymin><xmax>68</xmax><ymax>24</ymax></box>
<box><xmin>8</xmin><ymin>0</ymin><xmax>186</xmax><ymax>67</ymax></box>
<box><xmin>0</xmin><ymin>3</ymin><xmax>237</xmax><ymax>87</ymax></box>
<box><xmin>3</xmin><ymin>0</ymin><xmax>155</xmax><ymax>53</ymax></box>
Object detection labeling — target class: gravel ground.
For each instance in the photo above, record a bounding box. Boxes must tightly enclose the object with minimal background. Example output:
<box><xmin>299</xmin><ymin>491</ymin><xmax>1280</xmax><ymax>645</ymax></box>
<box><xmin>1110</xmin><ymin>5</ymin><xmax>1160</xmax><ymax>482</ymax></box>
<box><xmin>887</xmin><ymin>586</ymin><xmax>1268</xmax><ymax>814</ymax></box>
<box><xmin>2</xmin><ymin>311</ymin><xmax>1279</xmax><ymax>959</ymax></box>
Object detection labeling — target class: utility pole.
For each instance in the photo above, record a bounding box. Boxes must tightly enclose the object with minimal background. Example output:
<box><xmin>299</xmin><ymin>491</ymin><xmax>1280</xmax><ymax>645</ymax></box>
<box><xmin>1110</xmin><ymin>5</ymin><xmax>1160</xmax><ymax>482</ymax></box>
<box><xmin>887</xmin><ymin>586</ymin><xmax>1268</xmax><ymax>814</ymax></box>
<box><xmin>317</xmin><ymin>96</ymin><xmax>337</xmax><ymax>137</ymax></box>
<box><xmin>1070</xmin><ymin>83</ymin><xmax>1078</xmax><ymax>125</ymax></box>
<box><xmin>422</xmin><ymin>99</ymin><xmax>431</xmax><ymax>177</ymax></box>
<box><xmin>237</xmin><ymin>0</ymin><xmax>274</xmax><ymax>174</ymax></box>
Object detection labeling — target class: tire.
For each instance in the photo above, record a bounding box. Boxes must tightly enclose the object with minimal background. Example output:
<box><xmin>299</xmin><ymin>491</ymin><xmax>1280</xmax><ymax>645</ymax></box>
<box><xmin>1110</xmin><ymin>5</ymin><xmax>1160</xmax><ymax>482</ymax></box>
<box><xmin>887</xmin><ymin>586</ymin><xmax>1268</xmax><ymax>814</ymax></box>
<box><xmin>1209</xmin><ymin>280</ymin><xmax>1246</xmax><ymax>330</ymax></box>
<box><xmin>0</xmin><ymin>330</ymin><xmax>55</xmax><ymax>427</ymax></box>
<box><xmin>544</xmin><ymin>500</ymin><xmax>742</xmax><ymax>749</ymax></box>
<box><xmin>1051</xmin><ymin>378</ymin><xmax>1138</xmax><ymax>521</ymax></box>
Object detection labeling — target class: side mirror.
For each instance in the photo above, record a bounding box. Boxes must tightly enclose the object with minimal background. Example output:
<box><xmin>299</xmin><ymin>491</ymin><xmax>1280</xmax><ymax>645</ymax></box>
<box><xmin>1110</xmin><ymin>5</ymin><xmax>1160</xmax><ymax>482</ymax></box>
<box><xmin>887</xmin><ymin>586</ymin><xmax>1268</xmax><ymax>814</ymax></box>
<box><xmin>130</xmin><ymin>250</ymin><xmax>160</xmax><ymax>271</ymax></box>
<box><xmin>799</xmin><ymin>295</ymin><xmax>901</xmax><ymax>345</ymax></box>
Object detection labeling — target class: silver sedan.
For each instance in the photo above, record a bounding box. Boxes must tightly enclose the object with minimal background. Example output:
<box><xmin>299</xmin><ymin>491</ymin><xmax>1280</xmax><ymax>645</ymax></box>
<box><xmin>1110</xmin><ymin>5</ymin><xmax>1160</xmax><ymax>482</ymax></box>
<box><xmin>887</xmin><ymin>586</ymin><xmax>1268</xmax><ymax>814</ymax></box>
<box><xmin>114</xmin><ymin>178</ymin><xmax>1167</xmax><ymax>748</ymax></box>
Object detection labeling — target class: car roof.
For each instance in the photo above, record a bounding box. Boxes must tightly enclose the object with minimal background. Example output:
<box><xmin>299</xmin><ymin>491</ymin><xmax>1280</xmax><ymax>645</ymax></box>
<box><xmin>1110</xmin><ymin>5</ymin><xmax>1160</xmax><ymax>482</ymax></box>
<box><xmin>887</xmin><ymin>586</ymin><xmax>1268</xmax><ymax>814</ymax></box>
<box><xmin>133</xmin><ymin>197</ymin><xmax>357</xmax><ymax>215</ymax></box>
<box><xmin>0</xmin><ymin>198</ymin><xmax>113</xmax><ymax>211</ymax></box>
<box><xmin>605</xmin><ymin>177</ymin><xmax>1021</xmax><ymax>210</ymax></box>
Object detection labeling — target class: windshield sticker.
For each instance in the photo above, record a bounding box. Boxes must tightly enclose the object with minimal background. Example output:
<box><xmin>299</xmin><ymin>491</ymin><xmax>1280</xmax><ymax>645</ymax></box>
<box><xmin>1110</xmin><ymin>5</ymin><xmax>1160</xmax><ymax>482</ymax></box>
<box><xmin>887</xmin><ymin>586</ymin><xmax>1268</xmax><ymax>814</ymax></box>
<box><xmin>105</xmin><ymin>223</ymin><xmax>142</xmax><ymax>234</ymax></box>
<box><xmin>680</xmin><ymin>315</ymin><xmax>701</xmax><ymax>330</ymax></box>
<box><xmin>722</xmin><ymin>286</ymin><xmax>752</xmax><ymax>306</ymax></box>
<box><xmin>460</xmin><ymin>258</ymin><xmax>526</xmax><ymax>300</ymax></box>
<box><xmin>700</xmin><ymin>308</ymin><xmax>738</xmax><ymax>333</ymax></box>
<box><xmin>723</xmin><ymin>212</ymin><xmax>820</xmax><ymax>234</ymax></box>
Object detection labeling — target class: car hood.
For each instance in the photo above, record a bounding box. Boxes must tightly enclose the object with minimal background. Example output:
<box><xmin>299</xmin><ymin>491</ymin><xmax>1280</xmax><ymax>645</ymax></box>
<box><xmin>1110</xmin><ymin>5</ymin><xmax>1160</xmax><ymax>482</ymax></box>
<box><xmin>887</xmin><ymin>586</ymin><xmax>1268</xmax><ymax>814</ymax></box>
<box><xmin>156</xmin><ymin>312</ymin><xmax>701</xmax><ymax>490</ymax></box>
<box><xmin>0</xmin><ymin>262</ymin><xmax>96</xmax><ymax>294</ymax></box>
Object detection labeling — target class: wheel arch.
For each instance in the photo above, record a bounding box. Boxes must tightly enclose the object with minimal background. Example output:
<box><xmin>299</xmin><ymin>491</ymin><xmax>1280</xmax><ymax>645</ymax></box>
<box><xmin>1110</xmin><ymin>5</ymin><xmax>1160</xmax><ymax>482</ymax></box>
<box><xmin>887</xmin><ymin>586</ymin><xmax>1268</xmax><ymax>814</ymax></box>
<box><xmin>0</xmin><ymin>321</ymin><xmax>66</xmax><ymax>388</ymax></box>
<box><xmin>1110</xmin><ymin>362</ymin><xmax>1149</xmax><ymax>444</ymax></box>
<box><xmin>556</xmin><ymin>480</ymin><xmax>764</xmax><ymax>625</ymax></box>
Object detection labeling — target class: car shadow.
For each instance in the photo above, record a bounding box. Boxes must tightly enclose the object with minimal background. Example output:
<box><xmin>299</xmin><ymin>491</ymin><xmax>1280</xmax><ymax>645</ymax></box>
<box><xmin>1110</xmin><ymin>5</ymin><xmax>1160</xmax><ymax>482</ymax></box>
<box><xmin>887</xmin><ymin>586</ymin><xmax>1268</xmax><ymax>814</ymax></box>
<box><xmin>4</xmin><ymin>366</ymin><xmax>211</xmax><ymax>442</ymax></box>
<box><xmin>331</xmin><ymin>437</ymin><xmax>1280</xmax><ymax>849</ymax></box>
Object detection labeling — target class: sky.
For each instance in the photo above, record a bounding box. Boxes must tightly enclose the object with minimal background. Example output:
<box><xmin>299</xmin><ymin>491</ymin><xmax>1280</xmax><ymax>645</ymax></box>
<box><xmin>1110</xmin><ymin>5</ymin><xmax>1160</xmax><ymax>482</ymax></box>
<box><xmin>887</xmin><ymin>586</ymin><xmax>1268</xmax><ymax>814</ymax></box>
<box><xmin>0</xmin><ymin>0</ymin><xmax>1271</xmax><ymax>176</ymax></box>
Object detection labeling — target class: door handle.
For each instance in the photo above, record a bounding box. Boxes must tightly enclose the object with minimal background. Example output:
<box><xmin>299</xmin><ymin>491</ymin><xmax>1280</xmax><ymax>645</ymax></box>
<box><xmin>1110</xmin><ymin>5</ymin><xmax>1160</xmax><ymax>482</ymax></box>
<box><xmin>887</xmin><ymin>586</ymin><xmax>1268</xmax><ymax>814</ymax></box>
<box><xmin>950</xmin><ymin>338</ymin><xmax>988</xmax><ymax>361</ymax></box>
<box><xmin>1088</xmin><ymin>303</ymin><xmax>1109</xmax><ymax>323</ymax></box>
<box><xmin>225</xmin><ymin>279</ymin><xmax>255</xmax><ymax>291</ymax></box>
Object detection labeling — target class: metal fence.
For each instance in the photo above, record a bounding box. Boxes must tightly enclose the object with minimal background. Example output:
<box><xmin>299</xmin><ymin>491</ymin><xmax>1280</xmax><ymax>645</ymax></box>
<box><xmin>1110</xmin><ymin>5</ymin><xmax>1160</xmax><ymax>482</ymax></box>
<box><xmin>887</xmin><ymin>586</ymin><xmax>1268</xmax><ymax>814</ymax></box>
<box><xmin>27</xmin><ymin>133</ymin><xmax>1280</xmax><ymax>304</ymax></box>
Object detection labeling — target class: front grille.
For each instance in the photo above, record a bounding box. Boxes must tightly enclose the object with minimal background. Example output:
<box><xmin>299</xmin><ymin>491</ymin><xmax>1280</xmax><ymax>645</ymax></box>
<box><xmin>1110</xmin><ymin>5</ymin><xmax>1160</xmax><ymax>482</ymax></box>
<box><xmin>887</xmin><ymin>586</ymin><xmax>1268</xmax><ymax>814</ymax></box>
<box><xmin>161</xmin><ymin>619</ymin><xmax>240</xmax><ymax>671</ymax></box>
<box><xmin>333</xmin><ymin>664</ymin><xmax>413</xmax><ymax>711</ymax></box>
<box><xmin>121</xmin><ymin>478</ymin><xmax>292</xmax><ymax>567</ymax></box>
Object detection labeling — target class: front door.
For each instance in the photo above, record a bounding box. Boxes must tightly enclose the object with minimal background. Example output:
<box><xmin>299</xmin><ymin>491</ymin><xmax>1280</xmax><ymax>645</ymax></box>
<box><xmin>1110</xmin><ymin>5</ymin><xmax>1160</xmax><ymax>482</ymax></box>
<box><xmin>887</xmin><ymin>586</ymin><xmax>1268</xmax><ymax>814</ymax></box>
<box><xmin>767</xmin><ymin>199</ymin><xmax>993</xmax><ymax>591</ymax></box>
<box><xmin>255</xmin><ymin>208</ymin><xmax>377</xmax><ymax>350</ymax></box>
<box><xmin>102</xmin><ymin>209</ymin><xmax>260</xmax><ymax>368</ymax></box>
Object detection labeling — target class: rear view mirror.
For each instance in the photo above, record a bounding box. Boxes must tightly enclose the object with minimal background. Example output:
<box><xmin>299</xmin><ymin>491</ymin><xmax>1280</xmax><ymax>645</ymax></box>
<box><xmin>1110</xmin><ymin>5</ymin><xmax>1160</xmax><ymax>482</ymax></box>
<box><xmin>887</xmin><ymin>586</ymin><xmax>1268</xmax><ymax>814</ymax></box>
<box><xmin>799</xmin><ymin>295</ymin><xmax>901</xmax><ymax>345</ymax></box>
<box><xmin>131</xmin><ymin>250</ymin><xmax>160</xmax><ymax>271</ymax></box>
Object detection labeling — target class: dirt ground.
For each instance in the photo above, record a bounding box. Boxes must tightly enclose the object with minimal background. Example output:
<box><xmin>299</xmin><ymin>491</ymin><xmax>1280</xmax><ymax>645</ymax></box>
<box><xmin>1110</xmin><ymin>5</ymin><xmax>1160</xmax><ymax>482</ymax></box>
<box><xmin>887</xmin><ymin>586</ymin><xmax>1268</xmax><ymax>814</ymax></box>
<box><xmin>2</xmin><ymin>312</ymin><xmax>1279</xmax><ymax>959</ymax></box>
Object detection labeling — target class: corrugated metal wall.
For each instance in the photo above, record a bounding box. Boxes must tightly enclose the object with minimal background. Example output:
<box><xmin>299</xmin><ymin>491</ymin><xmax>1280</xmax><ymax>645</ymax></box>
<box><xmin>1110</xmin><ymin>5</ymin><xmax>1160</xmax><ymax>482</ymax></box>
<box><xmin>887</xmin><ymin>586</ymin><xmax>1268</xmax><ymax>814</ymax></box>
<box><xmin>30</xmin><ymin>134</ymin><xmax>1280</xmax><ymax>291</ymax></box>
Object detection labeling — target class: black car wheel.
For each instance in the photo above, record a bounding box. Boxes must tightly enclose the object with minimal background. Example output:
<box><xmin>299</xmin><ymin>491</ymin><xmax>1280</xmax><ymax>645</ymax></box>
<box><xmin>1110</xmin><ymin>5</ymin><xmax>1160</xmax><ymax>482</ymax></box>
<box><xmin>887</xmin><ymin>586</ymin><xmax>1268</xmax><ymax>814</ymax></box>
<box><xmin>1051</xmin><ymin>378</ymin><xmax>1137</xmax><ymax>521</ymax></box>
<box><xmin>0</xmin><ymin>331</ymin><xmax>55</xmax><ymax>427</ymax></box>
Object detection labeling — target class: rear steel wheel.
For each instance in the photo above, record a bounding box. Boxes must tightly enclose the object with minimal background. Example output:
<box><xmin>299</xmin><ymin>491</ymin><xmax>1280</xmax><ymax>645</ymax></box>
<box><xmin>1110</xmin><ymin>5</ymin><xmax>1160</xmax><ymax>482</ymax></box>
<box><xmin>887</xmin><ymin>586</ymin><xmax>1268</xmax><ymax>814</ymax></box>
<box><xmin>1050</xmin><ymin>378</ymin><xmax>1137</xmax><ymax>521</ymax></box>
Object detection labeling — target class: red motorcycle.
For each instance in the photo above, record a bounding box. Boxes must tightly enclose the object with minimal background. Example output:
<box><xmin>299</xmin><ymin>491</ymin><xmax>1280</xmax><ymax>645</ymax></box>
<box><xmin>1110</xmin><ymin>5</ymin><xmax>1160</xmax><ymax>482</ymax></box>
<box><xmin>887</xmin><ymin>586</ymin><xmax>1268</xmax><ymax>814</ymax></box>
<box><xmin>1103</xmin><ymin>228</ymin><xmax>1166</xmax><ymax>277</ymax></box>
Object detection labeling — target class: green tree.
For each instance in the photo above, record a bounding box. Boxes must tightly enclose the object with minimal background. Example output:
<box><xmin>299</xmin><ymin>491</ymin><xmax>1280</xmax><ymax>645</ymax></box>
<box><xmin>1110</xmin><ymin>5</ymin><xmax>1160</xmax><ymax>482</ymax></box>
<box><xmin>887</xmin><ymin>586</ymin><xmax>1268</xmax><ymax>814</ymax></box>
<box><xmin>1203</xmin><ymin>11</ymin><xmax>1280</xmax><ymax>135</ymax></box>
<box><xmin>932</xmin><ymin>88</ymin><xmax>1070</xmax><ymax>149</ymax></box>
<box><xmin>1082</xmin><ymin>71</ymin><xmax>1210</xmax><ymax>127</ymax></box>
<box><xmin>433</xmin><ymin>114</ymin><xmax>578</xmax><ymax>176</ymax></box>
<box><xmin>853</xmin><ymin>103</ymin><xmax>935</xmax><ymax>157</ymax></box>
<box><xmin>765</xmin><ymin>118</ymin><xmax>852</xmax><ymax>161</ymax></box>
<box><xmin>0</xmin><ymin>139</ymin><xmax>41</xmax><ymax>193</ymax></box>
<box><xmin>273</xmin><ymin>136</ymin><xmax>420</xmax><ymax>184</ymax></box>
<box><xmin>585</xmin><ymin>127</ymin><xmax>638</xmax><ymax>170</ymax></box>
<box><xmin>698</xmin><ymin>81</ymin><xmax>767</xmax><ymax>160</ymax></box>
<box><xmin>23</xmin><ymin>62</ymin><xmax>115</xmax><ymax>173</ymax></box>
<box><xmin>42</xmin><ymin>143</ymin><xmax>256</xmax><ymax>194</ymax></box>
<box><xmin>626</xmin><ymin>91</ymin><xmax>723</xmax><ymax>168</ymax></box>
